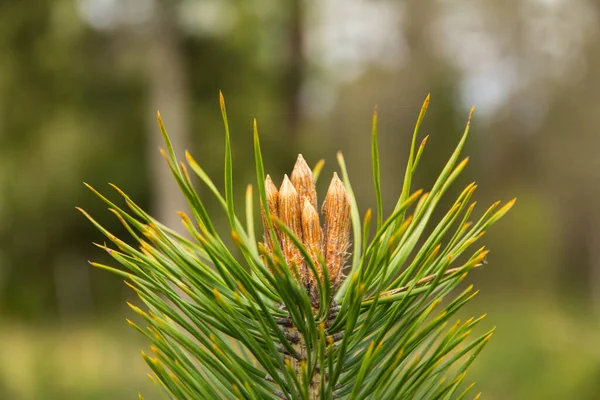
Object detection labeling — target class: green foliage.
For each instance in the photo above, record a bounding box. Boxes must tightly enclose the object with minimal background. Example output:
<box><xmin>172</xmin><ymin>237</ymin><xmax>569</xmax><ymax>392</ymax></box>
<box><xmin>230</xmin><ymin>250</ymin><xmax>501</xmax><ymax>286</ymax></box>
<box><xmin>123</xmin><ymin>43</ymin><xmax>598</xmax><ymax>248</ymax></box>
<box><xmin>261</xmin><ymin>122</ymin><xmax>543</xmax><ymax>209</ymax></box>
<box><xmin>81</xmin><ymin>94</ymin><xmax>514</xmax><ymax>399</ymax></box>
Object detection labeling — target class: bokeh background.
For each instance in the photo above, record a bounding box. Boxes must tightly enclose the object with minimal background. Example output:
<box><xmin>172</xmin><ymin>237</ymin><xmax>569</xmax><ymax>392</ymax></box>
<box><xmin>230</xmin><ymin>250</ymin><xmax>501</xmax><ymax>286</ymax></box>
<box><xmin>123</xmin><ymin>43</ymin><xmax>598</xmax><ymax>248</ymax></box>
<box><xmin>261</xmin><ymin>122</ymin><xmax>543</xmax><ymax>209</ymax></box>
<box><xmin>1</xmin><ymin>0</ymin><xmax>600</xmax><ymax>398</ymax></box>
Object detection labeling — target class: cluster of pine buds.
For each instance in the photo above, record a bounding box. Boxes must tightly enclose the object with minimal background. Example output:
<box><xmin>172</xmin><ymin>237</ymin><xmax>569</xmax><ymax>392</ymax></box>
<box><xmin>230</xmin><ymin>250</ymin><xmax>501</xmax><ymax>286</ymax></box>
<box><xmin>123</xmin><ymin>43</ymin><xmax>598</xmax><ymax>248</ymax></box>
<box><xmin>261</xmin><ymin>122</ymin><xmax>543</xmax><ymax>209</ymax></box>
<box><xmin>260</xmin><ymin>155</ymin><xmax>351</xmax><ymax>304</ymax></box>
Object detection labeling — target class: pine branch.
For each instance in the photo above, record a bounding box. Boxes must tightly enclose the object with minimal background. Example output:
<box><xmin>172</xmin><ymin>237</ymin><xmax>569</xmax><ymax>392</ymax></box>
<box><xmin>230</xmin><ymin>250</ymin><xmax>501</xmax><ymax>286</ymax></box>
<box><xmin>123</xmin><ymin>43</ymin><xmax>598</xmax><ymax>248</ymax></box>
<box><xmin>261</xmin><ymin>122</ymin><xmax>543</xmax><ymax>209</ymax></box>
<box><xmin>80</xmin><ymin>93</ymin><xmax>514</xmax><ymax>399</ymax></box>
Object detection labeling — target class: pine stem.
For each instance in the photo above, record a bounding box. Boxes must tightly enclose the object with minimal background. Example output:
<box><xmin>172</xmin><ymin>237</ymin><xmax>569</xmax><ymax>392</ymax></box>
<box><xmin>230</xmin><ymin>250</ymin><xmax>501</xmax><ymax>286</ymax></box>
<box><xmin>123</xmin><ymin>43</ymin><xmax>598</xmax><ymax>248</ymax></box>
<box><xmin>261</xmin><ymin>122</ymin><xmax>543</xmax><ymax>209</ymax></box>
<box><xmin>286</xmin><ymin>325</ymin><xmax>324</xmax><ymax>399</ymax></box>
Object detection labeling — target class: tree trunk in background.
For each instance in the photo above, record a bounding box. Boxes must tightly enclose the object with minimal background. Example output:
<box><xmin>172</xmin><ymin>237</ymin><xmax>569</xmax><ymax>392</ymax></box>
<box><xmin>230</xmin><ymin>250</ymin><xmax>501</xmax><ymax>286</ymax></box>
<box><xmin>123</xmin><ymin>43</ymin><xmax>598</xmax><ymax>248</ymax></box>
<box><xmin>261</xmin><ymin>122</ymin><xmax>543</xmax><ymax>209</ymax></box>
<box><xmin>539</xmin><ymin>3</ymin><xmax>600</xmax><ymax>304</ymax></box>
<box><xmin>404</xmin><ymin>0</ymin><xmax>435</xmax><ymax>61</ymax></box>
<box><xmin>284</xmin><ymin>0</ymin><xmax>304</xmax><ymax>137</ymax></box>
<box><xmin>589</xmin><ymin>1</ymin><xmax>600</xmax><ymax>311</ymax></box>
<box><xmin>146</xmin><ymin>0</ymin><xmax>191</xmax><ymax>230</ymax></box>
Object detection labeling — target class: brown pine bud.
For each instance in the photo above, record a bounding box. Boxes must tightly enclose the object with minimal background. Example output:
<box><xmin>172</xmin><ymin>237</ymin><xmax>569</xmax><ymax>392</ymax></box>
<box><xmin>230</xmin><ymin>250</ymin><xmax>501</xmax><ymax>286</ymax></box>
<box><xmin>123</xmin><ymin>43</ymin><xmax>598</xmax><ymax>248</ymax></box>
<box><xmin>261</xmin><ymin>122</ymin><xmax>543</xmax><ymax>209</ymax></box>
<box><xmin>301</xmin><ymin>198</ymin><xmax>323</xmax><ymax>301</ymax></box>
<box><xmin>278</xmin><ymin>175</ymin><xmax>306</xmax><ymax>281</ymax></box>
<box><xmin>322</xmin><ymin>172</ymin><xmax>351</xmax><ymax>288</ymax></box>
<box><xmin>291</xmin><ymin>154</ymin><xmax>317</xmax><ymax>211</ymax></box>
<box><xmin>261</xmin><ymin>175</ymin><xmax>281</xmax><ymax>254</ymax></box>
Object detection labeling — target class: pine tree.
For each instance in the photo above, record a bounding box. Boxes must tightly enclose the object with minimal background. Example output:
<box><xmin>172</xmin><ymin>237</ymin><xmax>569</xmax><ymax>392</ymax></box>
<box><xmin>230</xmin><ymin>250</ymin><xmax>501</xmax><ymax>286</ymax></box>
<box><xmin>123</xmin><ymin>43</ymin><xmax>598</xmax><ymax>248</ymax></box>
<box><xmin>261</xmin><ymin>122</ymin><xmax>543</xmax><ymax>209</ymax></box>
<box><xmin>80</xmin><ymin>93</ymin><xmax>514</xmax><ymax>399</ymax></box>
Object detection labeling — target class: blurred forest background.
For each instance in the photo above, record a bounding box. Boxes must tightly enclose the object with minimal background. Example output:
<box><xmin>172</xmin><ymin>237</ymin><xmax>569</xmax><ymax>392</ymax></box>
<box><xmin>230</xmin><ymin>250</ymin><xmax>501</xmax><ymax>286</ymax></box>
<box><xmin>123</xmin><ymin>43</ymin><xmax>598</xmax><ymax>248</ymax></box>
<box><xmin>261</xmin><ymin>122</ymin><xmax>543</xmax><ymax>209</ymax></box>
<box><xmin>1</xmin><ymin>0</ymin><xmax>600</xmax><ymax>398</ymax></box>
